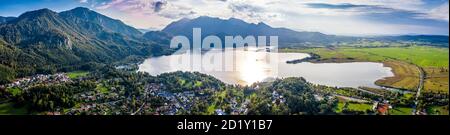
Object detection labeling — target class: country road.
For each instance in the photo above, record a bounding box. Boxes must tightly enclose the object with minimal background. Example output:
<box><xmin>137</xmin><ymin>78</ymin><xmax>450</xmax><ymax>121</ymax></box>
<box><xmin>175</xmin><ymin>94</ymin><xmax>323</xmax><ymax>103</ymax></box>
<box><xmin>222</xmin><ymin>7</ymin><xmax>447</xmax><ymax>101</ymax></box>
<box><xmin>412</xmin><ymin>66</ymin><xmax>425</xmax><ymax>115</ymax></box>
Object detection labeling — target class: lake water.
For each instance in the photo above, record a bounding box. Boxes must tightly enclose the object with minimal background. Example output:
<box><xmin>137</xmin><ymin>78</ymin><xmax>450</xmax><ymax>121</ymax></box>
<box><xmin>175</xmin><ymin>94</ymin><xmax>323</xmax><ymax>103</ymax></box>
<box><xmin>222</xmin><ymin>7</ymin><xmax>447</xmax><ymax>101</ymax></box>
<box><xmin>138</xmin><ymin>48</ymin><xmax>394</xmax><ymax>88</ymax></box>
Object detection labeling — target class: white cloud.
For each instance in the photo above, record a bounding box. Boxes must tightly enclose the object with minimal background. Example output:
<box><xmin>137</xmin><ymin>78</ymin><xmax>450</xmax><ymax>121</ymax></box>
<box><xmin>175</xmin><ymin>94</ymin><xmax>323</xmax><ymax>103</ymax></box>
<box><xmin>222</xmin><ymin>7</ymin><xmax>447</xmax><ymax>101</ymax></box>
<box><xmin>420</xmin><ymin>2</ymin><xmax>449</xmax><ymax>21</ymax></box>
<box><xmin>77</xmin><ymin>0</ymin><xmax>449</xmax><ymax>35</ymax></box>
<box><xmin>79</xmin><ymin>0</ymin><xmax>88</xmax><ymax>3</ymax></box>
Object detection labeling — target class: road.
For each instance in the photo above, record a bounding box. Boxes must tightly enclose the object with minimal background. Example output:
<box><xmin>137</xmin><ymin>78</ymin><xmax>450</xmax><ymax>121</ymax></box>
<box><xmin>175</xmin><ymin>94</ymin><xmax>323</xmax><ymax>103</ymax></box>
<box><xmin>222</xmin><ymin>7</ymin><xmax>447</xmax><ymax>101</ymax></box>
<box><xmin>131</xmin><ymin>101</ymin><xmax>146</xmax><ymax>115</ymax></box>
<box><xmin>412</xmin><ymin>66</ymin><xmax>425</xmax><ymax>115</ymax></box>
<box><xmin>131</xmin><ymin>90</ymin><xmax>150</xmax><ymax>115</ymax></box>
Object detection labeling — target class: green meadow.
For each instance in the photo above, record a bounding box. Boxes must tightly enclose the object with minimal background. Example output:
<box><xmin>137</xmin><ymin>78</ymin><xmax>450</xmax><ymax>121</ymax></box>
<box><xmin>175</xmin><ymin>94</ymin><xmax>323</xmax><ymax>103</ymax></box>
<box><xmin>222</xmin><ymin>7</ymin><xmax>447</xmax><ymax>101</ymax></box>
<box><xmin>0</xmin><ymin>102</ymin><xmax>27</xmax><ymax>115</ymax></box>
<box><xmin>67</xmin><ymin>71</ymin><xmax>89</xmax><ymax>79</ymax></box>
<box><xmin>282</xmin><ymin>46</ymin><xmax>449</xmax><ymax>68</ymax></box>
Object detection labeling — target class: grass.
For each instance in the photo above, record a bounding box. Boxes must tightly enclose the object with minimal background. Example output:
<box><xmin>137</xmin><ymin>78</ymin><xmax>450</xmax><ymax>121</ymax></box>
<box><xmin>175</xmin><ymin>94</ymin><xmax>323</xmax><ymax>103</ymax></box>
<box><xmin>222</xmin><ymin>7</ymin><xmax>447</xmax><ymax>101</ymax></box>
<box><xmin>401</xmin><ymin>93</ymin><xmax>414</xmax><ymax>101</ymax></box>
<box><xmin>281</xmin><ymin>46</ymin><xmax>449</xmax><ymax>67</ymax></box>
<box><xmin>347</xmin><ymin>46</ymin><xmax>448</xmax><ymax>67</ymax></box>
<box><xmin>67</xmin><ymin>71</ymin><xmax>89</xmax><ymax>79</ymax></box>
<box><xmin>375</xmin><ymin>61</ymin><xmax>420</xmax><ymax>91</ymax></box>
<box><xmin>0</xmin><ymin>102</ymin><xmax>27</xmax><ymax>115</ymax></box>
<box><xmin>6</xmin><ymin>87</ymin><xmax>22</xmax><ymax>96</ymax></box>
<box><xmin>426</xmin><ymin>106</ymin><xmax>449</xmax><ymax>115</ymax></box>
<box><xmin>346</xmin><ymin>103</ymin><xmax>373</xmax><ymax>112</ymax></box>
<box><xmin>333</xmin><ymin>100</ymin><xmax>373</xmax><ymax>113</ymax></box>
<box><xmin>334</xmin><ymin>102</ymin><xmax>345</xmax><ymax>113</ymax></box>
<box><xmin>335</xmin><ymin>89</ymin><xmax>351</xmax><ymax>96</ymax></box>
<box><xmin>96</xmin><ymin>84</ymin><xmax>109</xmax><ymax>94</ymax></box>
<box><xmin>423</xmin><ymin>67</ymin><xmax>449</xmax><ymax>93</ymax></box>
<box><xmin>389</xmin><ymin>107</ymin><xmax>413</xmax><ymax>115</ymax></box>
<box><xmin>207</xmin><ymin>104</ymin><xmax>216</xmax><ymax>115</ymax></box>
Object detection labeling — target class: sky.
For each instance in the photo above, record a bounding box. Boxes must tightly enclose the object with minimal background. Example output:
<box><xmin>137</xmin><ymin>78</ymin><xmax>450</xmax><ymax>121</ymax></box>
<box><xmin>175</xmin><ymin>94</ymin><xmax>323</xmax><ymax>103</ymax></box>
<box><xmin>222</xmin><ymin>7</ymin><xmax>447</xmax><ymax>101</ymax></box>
<box><xmin>0</xmin><ymin>0</ymin><xmax>448</xmax><ymax>36</ymax></box>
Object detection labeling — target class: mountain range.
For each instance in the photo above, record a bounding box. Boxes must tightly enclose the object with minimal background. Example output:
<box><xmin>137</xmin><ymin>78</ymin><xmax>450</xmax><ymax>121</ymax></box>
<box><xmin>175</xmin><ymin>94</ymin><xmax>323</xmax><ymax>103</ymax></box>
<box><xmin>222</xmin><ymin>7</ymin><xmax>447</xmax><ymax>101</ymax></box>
<box><xmin>0</xmin><ymin>7</ymin><xmax>448</xmax><ymax>84</ymax></box>
<box><xmin>162</xmin><ymin>16</ymin><xmax>347</xmax><ymax>45</ymax></box>
<box><xmin>0</xmin><ymin>7</ymin><xmax>173</xmax><ymax>83</ymax></box>
<box><xmin>161</xmin><ymin>16</ymin><xmax>448</xmax><ymax>47</ymax></box>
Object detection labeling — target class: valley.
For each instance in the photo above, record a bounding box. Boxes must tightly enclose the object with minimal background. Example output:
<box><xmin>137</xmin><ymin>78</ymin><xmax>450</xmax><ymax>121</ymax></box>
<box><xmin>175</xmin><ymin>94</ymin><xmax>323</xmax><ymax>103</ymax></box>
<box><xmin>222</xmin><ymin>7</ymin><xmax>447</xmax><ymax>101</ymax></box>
<box><xmin>0</xmin><ymin>7</ymin><xmax>448</xmax><ymax>115</ymax></box>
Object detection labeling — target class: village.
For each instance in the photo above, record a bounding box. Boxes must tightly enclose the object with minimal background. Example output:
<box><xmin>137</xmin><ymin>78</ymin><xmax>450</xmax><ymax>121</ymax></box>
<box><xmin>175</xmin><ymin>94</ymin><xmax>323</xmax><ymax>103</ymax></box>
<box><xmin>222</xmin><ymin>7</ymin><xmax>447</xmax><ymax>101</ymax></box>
<box><xmin>0</xmin><ymin>70</ymin><xmax>422</xmax><ymax>115</ymax></box>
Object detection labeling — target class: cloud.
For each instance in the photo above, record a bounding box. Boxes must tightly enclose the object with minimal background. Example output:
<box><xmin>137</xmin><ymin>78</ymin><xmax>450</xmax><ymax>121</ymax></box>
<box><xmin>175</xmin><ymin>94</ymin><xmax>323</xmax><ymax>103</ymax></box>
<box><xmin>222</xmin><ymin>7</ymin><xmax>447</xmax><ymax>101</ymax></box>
<box><xmin>420</xmin><ymin>2</ymin><xmax>449</xmax><ymax>21</ymax></box>
<box><xmin>78</xmin><ymin>0</ymin><xmax>88</xmax><ymax>3</ymax></box>
<box><xmin>298</xmin><ymin>0</ymin><xmax>425</xmax><ymax>11</ymax></box>
<box><xmin>153</xmin><ymin>1</ymin><xmax>166</xmax><ymax>12</ymax></box>
<box><xmin>83</xmin><ymin>0</ymin><xmax>168</xmax><ymax>13</ymax></box>
<box><xmin>305</xmin><ymin>2</ymin><xmax>449</xmax><ymax>22</ymax></box>
<box><xmin>226</xmin><ymin>2</ymin><xmax>272</xmax><ymax>22</ymax></box>
<box><xmin>158</xmin><ymin>10</ymin><xmax>196</xmax><ymax>19</ymax></box>
<box><xmin>76</xmin><ymin>0</ymin><xmax>449</xmax><ymax>35</ymax></box>
<box><xmin>306</xmin><ymin>3</ymin><xmax>370</xmax><ymax>9</ymax></box>
<box><xmin>229</xmin><ymin>3</ymin><xmax>264</xmax><ymax>13</ymax></box>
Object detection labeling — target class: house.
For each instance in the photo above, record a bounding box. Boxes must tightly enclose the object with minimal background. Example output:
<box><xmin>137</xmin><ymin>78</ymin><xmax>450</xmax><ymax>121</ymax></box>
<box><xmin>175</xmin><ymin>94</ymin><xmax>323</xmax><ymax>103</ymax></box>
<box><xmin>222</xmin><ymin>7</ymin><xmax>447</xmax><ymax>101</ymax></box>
<box><xmin>375</xmin><ymin>103</ymin><xmax>391</xmax><ymax>115</ymax></box>
<box><xmin>215</xmin><ymin>109</ymin><xmax>226</xmax><ymax>115</ymax></box>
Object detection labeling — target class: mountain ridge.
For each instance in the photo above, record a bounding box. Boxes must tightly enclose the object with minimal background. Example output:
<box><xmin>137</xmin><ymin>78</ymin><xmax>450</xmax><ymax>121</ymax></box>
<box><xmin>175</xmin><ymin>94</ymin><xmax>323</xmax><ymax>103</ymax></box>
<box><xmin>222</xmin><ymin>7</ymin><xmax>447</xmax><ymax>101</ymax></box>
<box><xmin>0</xmin><ymin>7</ymin><xmax>172</xmax><ymax>84</ymax></box>
<box><xmin>0</xmin><ymin>16</ymin><xmax>17</xmax><ymax>24</ymax></box>
<box><xmin>59</xmin><ymin>7</ymin><xmax>142</xmax><ymax>38</ymax></box>
<box><xmin>161</xmin><ymin>16</ymin><xmax>352</xmax><ymax>46</ymax></box>
<box><xmin>159</xmin><ymin>16</ymin><xmax>448</xmax><ymax>47</ymax></box>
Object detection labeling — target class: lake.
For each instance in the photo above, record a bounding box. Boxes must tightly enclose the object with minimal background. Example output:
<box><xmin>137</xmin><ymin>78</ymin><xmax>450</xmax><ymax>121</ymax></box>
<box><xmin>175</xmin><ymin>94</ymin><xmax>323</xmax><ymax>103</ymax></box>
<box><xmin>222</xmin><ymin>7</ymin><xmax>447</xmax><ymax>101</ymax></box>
<box><xmin>138</xmin><ymin>48</ymin><xmax>394</xmax><ymax>88</ymax></box>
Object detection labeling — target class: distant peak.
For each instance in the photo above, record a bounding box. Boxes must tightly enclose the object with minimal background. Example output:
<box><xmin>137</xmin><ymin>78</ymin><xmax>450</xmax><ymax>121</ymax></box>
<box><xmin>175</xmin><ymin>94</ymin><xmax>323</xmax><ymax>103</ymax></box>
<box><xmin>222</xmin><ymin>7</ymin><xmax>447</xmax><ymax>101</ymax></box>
<box><xmin>37</xmin><ymin>8</ymin><xmax>53</xmax><ymax>12</ymax></box>
<box><xmin>71</xmin><ymin>7</ymin><xmax>91</xmax><ymax>12</ymax></box>
<box><xmin>33</xmin><ymin>8</ymin><xmax>56</xmax><ymax>14</ymax></box>
<box><xmin>195</xmin><ymin>16</ymin><xmax>221</xmax><ymax>20</ymax></box>
<box><xmin>60</xmin><ymin>6</ymin><xmax>104</xmax><ymax>19</ymax></box>
<box><xmin>257</xmin><ymin>22</ymin><xmax>270</xmax><ymax>27</ymax></box>
<box><xmin>66</xmin><ymin>7</ymin><xmax>95</xmax><ymax>15</ymax></box>
<box><xmin>197</xmin><ymin>16</ymin><xmax>215</xmax><ymax>19</ymax></box>
<box><xmin>178</xmin><ymin>17</ymin><xmax>192</xmax><ymax>22</ymax></box>
<box><xmin>18</xmin><ymin>8</ymin><xmax>57</xmax><ymax>18</ymax></box>
<box><xmin>228</xmin><ymin>17</ymin><xmax>241</xmax><ymax>21</ymax></box>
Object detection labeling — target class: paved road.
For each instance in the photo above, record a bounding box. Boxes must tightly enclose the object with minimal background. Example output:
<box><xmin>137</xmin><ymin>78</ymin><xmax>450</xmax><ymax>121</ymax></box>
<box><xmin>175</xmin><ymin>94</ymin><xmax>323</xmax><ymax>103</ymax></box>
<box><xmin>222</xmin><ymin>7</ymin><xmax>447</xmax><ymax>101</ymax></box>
<box><xmin>412</xmin><ymin>66</ymin><xmax>424</xmax><ymax>115</ymax></box>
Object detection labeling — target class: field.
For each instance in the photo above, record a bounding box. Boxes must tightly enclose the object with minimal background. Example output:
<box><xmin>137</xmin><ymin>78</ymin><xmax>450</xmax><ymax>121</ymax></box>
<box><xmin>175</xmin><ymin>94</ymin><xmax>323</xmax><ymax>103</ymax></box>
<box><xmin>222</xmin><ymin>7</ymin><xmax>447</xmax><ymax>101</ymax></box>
<box><xmin>281</xmin><ymin>46</ymin><xmax>449</xmax><ymax>67</ymax></box>
<box><xmin>6</xmin><ymin>87</ymin><xmax>22</xmax><ymax>96</ymax></box>
<box><xmin>334</xmin><ymin>101</ymin><xmax>373</xmax><ymax>113</ymax></box>
<box><xmin>281</xmin><ymin>46</ymin><xmax>449</xmax><ymax>93</ymax></box>
<box><xmin>423</xmin><ymin>68</ymin><xmax>449</xmax><ymax>93</ymax></box>
<box><xmin>67</xmin><ymin>71</ymin><xmax>89</xmax><ymax>79</ymax></box>
<box><xmin>281</xmin><ymin>46</ymin><xmax>448</xmax><ymax>67</ymax></box>
<box><xmin>347</xmin><ymin>46</ymin><xmax>448</xmax><ymax>67</ymax></box>
<box><xmin>0</xmin><ymin>102</ymin><xmax>27</xmax><ymax>115</ymax></box>
<box><xmin>375</xmin><ymin>61</ymin><xmax>420</xmax><ymax>91</ymax></box>
<box><xmin>334</xmin><ymin>102</ymin><xmax>345</xmax><ymax>113</ymax></box>
<box><xmin>389</xmin><ymin>107</ymin><xmax>413</xmax><ymax>115</ymax></box>
<box><xmin>346</xmin><ymin>103</ymin><xmax>372</xmax><ymax>112</ymax></box>
<box><xmin>426</xmin><ymin>106</ymin><xmax>449</xmax><ymax>115</ymax></box>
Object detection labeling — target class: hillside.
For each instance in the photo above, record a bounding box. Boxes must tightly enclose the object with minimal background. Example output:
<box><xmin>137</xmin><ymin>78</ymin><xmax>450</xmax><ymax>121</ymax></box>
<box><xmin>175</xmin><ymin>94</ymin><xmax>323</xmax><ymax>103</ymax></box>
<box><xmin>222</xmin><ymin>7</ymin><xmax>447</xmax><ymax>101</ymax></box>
<box><xmin>0</xmin><ymin>7</ymin><xmax>172</xmax><ymax>84</ymax></box>
<box><xmin>0</xmin><ymin>16</ymin><xmax>16</xmax><ymax>24</ymax></box>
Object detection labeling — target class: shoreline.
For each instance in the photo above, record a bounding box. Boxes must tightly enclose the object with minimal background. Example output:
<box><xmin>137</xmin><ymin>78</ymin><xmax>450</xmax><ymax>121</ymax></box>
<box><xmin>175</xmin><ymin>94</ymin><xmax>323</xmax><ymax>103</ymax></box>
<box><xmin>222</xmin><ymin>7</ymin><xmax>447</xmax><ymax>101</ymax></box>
<box><xmin>279</xmin><ymin>51</ymin><xmax>418</xmax><ymax>92</ymax></box>
<box><xmin>139</xmin><ymin>50</ymin><xmax>421</xmax><ymax>94</ymax></box>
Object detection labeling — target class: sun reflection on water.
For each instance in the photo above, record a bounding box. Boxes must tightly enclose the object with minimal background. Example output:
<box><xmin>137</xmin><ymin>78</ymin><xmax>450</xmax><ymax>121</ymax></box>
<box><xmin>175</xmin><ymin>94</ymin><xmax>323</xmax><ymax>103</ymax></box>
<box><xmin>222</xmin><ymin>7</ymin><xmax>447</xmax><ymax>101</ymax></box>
<box><xmin>237</xmin><ymin>51</ymin><xmax>277</xmax><ymax>85</ymax></box>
